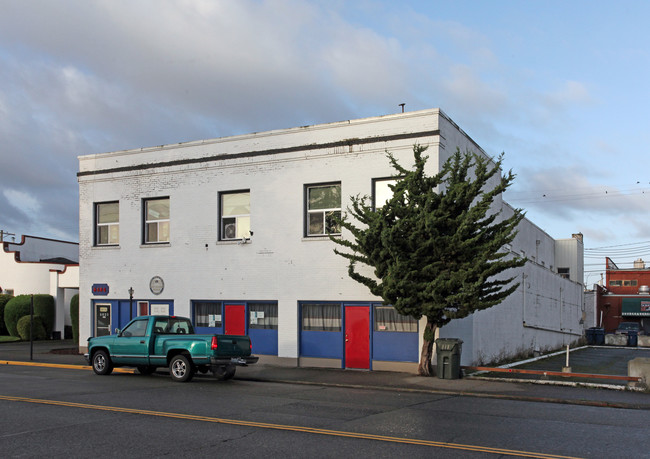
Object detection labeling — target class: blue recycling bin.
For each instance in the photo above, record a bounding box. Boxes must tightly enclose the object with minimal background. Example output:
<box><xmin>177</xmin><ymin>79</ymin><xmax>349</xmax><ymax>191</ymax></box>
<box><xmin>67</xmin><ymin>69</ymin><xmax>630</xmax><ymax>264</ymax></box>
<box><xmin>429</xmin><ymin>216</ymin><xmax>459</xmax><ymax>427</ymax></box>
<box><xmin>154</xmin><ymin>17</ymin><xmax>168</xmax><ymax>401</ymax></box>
<box><xmin>586</xmin><ymin>327</ymin><xmax>605</xmax><ymax>345</ymax></box>
<box><xmin>628</xmin><ymin>331</ymin><xmax>638</xmax><ymax>347</ymax></box>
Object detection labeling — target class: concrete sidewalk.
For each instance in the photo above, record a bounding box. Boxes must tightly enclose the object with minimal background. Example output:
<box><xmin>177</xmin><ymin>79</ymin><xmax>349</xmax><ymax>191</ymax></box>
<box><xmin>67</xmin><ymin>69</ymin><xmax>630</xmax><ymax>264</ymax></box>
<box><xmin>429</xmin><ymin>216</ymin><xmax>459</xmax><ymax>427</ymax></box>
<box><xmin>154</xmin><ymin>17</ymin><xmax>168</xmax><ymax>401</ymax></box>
<box><xmin>1</xmin><ymin>340</ymin><xmax>649</xmax><ymax>410</ymax></box>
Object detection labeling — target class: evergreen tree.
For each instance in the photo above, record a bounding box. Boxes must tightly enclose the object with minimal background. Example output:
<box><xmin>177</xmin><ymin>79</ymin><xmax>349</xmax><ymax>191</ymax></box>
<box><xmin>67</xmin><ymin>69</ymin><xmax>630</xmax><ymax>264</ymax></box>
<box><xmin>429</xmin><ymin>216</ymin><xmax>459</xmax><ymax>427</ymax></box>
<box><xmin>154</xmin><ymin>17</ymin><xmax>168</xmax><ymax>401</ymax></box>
<box><xmin>332</xmin><ymin>145</ymin><xmax>526</xmax><ymax>376</ymax></box>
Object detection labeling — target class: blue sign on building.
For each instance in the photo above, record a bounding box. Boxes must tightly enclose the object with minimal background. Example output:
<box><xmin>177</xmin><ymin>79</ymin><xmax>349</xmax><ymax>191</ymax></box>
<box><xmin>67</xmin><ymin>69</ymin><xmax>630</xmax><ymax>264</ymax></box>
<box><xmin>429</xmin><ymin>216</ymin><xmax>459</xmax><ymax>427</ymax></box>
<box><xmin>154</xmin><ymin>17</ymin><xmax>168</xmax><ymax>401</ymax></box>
<box><xmin>92</xmin><ymin>283</ymin><xmax>109</xmax><ymax>296</ymax></box>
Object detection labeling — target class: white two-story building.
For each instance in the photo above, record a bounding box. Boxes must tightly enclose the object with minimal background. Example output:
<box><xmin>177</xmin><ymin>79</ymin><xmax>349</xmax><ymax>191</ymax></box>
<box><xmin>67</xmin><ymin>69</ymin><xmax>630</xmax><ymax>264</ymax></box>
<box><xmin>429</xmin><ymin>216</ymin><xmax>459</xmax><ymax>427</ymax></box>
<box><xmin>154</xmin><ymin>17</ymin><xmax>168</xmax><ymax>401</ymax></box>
<box><xmin>77</xmin><ymin>109</ymin><xmax>585</xmax><ymax>370</ymax></box>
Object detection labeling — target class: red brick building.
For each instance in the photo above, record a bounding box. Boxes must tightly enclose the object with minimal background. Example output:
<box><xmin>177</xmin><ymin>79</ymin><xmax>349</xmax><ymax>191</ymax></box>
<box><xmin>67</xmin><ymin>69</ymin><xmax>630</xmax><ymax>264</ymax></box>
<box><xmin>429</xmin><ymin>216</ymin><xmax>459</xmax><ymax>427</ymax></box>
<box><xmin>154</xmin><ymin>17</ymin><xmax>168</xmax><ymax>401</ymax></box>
<box><xmin>595</xmin><ymin>257</ymin><xmax>650</xmax><ymax>333</ymax></box>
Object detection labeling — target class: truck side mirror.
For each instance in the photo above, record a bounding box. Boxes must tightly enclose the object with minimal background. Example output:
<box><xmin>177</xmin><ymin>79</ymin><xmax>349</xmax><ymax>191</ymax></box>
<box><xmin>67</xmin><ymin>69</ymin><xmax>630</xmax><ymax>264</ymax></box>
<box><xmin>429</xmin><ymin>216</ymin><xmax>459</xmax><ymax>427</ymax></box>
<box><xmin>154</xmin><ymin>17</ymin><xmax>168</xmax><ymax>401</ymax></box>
<box><xmin>115</xmin><ymin>328</ymin><xmax>121</xmax><ymax>335</ymax></box>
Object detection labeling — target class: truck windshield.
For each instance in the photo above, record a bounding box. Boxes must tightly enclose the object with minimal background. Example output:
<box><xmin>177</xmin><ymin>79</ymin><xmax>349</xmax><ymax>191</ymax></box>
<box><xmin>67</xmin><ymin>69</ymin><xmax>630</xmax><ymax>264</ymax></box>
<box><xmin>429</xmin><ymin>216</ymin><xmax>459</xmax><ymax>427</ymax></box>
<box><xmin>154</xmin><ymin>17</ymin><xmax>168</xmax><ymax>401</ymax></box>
<box><xmin>152</xmin><ymin>317</ymin><xmax>194</xmax><ymax>334</ymax></box>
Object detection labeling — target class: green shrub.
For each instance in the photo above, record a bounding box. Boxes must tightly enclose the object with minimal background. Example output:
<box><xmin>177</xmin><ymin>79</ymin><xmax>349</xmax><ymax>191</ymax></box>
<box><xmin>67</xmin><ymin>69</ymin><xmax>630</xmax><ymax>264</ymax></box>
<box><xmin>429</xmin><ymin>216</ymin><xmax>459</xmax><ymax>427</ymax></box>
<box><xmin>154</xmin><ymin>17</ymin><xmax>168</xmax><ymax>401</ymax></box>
<box><xmin>17</xmin><ymin>315</ymin><xmax>48</xmax><ymax>340</ymax></box>
<box><xmin>4</xmin><ymin>295</ymin><xmax>55</xmax><ymax>337</ymax></box>
<box><xmin>0</xmin><ymin>293</ymin><xmax>14</xmax><ymax>335</ymax></box>
<box><xmin>70</xmin><ymin>294</ymin><xmax>79</xmax><ymax>344</ymax></box>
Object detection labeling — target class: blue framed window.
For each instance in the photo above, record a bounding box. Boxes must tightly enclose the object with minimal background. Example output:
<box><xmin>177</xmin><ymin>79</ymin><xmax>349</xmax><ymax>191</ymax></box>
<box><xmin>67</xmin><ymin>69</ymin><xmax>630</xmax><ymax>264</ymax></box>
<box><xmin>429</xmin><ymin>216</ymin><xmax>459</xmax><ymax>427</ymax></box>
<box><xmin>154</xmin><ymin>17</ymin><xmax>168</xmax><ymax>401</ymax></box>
<box><xmin>192</xmin><ymin>301</ymin><xmax>223</xmax><ymax>334</ymax></box>
<box><xmin>248</xmin><ymin>302</ymin><xmax>278</xmax><ymax>355</ymax></box>
<box><xmin>373</xmin><ymin>305</ymin><xmax>417</xmax><ymax>332</ymax></box>
<box><xmin>372</xmin><ymin>305</ymin><xmax>418</xmax><ymax>362</ymax></box>
<box><xmin>300</xmin><ymin>302</ymin><xmax>343</xmax><ymax>359</ymax></box>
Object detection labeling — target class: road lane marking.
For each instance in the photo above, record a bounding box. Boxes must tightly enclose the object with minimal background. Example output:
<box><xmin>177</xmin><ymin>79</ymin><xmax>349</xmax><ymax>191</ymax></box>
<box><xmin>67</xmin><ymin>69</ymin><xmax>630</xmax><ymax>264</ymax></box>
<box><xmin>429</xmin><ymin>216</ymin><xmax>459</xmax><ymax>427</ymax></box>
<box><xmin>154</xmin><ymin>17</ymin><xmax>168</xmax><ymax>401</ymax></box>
<box><xmin>0</xmin><ymin>360</ymin><xmax>135</xmax><ymax>373</ymax></box>
<box><xmin>0</xmin><ymin>395</ymin><xmax>581</xmax><ymax>459</ymax></box>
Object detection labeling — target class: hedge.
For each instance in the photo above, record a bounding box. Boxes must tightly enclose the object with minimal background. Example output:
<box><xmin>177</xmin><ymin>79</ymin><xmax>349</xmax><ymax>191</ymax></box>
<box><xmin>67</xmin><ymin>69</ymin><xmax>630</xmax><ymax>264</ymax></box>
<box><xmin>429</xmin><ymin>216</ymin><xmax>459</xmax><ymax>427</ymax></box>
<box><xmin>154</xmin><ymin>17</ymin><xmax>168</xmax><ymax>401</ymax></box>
<box><xmin>70</xmin><ymin>294</ymin><xmax>79</xmax><ymax>344</ymax></box>
<box><xmin>4</xmin><ymin>295</ymin><xmax>55</xmax><ymax>338</ymax></box>
<box><xmin>0</xmin><ymin>294</ymin><xmax>14</xmax><ymax>335</ymax></box>
<box><xmin>17</xmin><ymin>315</ymin><xmax>48</xmax><ymax>340</ymax></box>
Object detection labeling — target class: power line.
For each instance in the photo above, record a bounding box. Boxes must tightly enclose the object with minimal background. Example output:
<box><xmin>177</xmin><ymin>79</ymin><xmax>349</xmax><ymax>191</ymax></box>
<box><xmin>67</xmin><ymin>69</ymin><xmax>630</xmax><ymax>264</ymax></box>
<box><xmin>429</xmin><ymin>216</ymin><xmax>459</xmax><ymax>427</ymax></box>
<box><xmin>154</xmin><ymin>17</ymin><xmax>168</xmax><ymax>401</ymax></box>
<box><xmin>0</xmin><ymin>230</ymin><xmax>16</xmax><ymax>242</ymax></box>
<box><xmin>585</xmin><ymin>240</ymin><xmax>650</xmax><ymax>250</ymax></box>
<box><xmin>507</xmin><ymin>187</ymin><xmax>650</xmax><ymax>205</ymax></box>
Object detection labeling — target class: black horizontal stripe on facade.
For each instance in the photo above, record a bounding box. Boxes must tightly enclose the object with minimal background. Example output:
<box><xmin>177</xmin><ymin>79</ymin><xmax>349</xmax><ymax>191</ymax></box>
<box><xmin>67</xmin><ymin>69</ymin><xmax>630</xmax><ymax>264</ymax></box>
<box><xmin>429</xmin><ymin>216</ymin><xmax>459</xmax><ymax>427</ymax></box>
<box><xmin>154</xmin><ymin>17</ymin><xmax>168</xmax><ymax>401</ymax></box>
<box><xmin>77</xmin><ymin>130</ymin><xmax>440</xmax><ymax>177</ymax></box>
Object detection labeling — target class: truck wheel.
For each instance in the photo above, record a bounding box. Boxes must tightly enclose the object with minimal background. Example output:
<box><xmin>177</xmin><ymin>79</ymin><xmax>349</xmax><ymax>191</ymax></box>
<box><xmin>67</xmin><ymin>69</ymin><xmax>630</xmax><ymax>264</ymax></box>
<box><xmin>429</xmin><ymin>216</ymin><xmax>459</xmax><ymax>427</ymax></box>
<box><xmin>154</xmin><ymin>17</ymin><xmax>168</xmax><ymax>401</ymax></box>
<box><xmin>169</xmin><ymin>355</ymin><xmax>194</xmax><ymax>382</ymax></box>
<box><xmin>92</xmin><ymin>350</ymin><xmax>113</xmax><ymax>375</ymax></box>
<box><xmin>137</xmin><ymin>366</ymin><xmax>155</xmax><ymax>375</ymax></box>
<box><xmin>213</xmin><ymin>364</ymin><xmax>236</xmax><ymax>381</ymax></box>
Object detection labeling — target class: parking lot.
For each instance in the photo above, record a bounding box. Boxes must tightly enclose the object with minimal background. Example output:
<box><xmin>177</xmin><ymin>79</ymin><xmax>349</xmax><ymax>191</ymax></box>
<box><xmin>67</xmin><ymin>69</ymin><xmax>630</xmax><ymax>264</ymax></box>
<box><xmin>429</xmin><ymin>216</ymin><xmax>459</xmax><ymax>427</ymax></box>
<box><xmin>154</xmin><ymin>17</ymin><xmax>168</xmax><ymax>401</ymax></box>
<box><xmin>474</xmin><ymin>346</ymin><xmax>650</xmax><ymax>386</ymax></box>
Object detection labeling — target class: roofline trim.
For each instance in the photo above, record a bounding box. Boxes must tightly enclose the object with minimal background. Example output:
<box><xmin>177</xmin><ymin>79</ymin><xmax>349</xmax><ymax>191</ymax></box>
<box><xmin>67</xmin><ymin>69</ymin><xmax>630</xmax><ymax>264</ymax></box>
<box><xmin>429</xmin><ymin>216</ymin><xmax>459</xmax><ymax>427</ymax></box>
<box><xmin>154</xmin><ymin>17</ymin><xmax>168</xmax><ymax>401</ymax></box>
<box><xmin>77</xmin><ymin>130</ymin><xmax>440</xmax><ymax>178</ymax></box>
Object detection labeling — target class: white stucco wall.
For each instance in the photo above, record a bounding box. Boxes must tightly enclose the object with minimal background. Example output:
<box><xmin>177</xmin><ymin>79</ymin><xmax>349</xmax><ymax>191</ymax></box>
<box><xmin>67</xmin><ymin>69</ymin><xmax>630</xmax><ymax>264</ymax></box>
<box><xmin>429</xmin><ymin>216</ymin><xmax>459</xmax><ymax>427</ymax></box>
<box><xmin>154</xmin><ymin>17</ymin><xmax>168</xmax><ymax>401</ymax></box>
<box><xmin>78</xmin><ymin>109</ymin><xmax>584</xmax><ymax>366</ymax></box>
<box><xmin>1</xmin><ymin>239</ymin><xmax>79</xmax><ymax>336</ymax></box>
<box><xmin>438</xmin><ymin>203</ymin><xmax>584</xmax><ymax>365</ymax></box>
<box><xmin>1</xmin><ymin>248</ymin><xmax>56</xmax><ymax>296</ymax></box>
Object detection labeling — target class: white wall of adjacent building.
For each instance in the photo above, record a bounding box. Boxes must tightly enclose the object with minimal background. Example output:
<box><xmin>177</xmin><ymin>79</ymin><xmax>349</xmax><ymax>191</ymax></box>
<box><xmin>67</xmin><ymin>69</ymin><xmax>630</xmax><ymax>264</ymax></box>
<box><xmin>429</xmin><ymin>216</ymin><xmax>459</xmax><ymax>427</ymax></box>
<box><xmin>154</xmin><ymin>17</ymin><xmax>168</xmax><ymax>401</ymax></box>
<box><xmin>1</xmin><ymin>236</ymin><xmax>79</xmax><ymax>336</ymax></box>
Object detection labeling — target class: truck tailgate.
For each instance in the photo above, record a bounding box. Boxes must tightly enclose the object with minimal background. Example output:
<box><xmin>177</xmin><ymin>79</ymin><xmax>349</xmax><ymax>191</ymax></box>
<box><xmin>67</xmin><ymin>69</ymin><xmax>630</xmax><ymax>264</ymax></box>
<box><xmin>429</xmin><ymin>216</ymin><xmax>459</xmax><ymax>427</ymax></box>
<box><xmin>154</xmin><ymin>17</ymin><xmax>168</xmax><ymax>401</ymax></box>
<box><xmin>214</xmin><ymin>335</ymin><xmax>251</xmax><ymax>357</ymax></box>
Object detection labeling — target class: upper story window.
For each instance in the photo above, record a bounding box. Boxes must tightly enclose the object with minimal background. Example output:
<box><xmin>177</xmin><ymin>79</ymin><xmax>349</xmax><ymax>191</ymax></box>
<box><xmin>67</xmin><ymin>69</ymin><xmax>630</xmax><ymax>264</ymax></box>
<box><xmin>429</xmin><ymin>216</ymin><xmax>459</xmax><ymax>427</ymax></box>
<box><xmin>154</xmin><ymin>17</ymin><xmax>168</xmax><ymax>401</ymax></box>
<box><xmin>95</xmin><ymin>201</ymin><xmax>119</xmax><ymax>246</ymax></box>
<box><xmin>144</xmin><ymin>197</ymin><xmax>170</xmax><ymax>244</ymax></box>
<box><xmin>558</xmin><ymin>267</ymin><xmax>570</xmax><ymax>279</ymax></box>
<box><xmin>373</xmin><ymin>178</ymin><xmax>397</xmax><ymax>210</ymax></box>
<box><xmin>220</xmin><ymin>191</ymin><xmax>250</xmax><ymax>240</ymax></box>
<box><xmin>306</xmin><ymin>183</ymin><xmax>341</xmax><ymax>236</ymax></box>
<box><xmin>610</xmin><ymin>280</ymin><xmax>638</xmax><ymax>287</ymax></box>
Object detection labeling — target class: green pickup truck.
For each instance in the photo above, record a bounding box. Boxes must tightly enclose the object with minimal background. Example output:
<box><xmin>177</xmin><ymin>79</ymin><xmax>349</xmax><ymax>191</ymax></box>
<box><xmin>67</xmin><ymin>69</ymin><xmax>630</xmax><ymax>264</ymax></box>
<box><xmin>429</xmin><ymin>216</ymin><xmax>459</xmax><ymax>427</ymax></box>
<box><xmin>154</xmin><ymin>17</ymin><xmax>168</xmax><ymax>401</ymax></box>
<box><xmin>84</xmin><ymin>315</ymin><xmax>258</xmax><ymax>382</ymax></box>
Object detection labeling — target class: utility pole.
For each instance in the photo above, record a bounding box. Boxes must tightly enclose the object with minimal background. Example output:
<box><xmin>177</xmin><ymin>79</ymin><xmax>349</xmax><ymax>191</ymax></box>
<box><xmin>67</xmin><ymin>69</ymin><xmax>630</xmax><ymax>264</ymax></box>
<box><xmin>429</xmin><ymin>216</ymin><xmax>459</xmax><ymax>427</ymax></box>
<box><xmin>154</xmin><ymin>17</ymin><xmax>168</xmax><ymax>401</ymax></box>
<box><xmin>0</xmin><ymin>230</ymin><xmax>16</xmax><ymax>242</ymax></box>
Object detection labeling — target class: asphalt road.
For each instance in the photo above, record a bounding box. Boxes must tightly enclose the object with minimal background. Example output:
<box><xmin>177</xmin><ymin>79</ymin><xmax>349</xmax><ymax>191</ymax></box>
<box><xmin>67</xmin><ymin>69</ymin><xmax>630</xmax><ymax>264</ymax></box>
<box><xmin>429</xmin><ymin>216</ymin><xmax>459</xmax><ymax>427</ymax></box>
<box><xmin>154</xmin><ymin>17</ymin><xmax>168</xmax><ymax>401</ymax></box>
<box><xmin>0</xmin><ymin>363</ymin><xmax>646</xmax><ymax>458</ymax></box>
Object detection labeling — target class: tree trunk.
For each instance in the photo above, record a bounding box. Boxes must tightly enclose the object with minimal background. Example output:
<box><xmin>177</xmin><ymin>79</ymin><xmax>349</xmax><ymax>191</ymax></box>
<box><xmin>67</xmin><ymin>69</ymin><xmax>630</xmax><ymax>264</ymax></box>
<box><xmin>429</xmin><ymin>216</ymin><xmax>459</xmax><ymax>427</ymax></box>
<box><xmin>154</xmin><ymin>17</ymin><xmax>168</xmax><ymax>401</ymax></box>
<box><xmin>417</xmin><ymin>320</ymin><xmax>437</xmax><ymax>376</ymax></box>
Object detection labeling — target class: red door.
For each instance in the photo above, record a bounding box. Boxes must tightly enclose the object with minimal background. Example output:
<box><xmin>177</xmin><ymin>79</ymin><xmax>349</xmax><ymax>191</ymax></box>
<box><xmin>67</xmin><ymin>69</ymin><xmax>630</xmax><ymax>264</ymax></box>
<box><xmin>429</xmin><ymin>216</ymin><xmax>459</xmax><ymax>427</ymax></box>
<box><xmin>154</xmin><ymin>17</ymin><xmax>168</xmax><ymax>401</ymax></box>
<box><xmin>225</xmin><ymin>304</ymin><xmax>246</xmax><ymax>335</ymax></box>
<box><xmin>345</xmin><ymin>306</ymin><xmax>370</xmax><ymax>369</ymax></box>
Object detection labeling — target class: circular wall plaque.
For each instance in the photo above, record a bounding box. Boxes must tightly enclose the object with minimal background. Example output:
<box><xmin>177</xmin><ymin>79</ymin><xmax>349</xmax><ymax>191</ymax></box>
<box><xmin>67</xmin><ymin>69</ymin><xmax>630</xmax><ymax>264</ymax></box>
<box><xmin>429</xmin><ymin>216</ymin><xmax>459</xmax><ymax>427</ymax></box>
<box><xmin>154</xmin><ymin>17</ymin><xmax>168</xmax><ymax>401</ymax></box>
<box><xmin>149</xmin><ymin>276</ymin><xmax>164</xmax><ymax>295</ymax></box>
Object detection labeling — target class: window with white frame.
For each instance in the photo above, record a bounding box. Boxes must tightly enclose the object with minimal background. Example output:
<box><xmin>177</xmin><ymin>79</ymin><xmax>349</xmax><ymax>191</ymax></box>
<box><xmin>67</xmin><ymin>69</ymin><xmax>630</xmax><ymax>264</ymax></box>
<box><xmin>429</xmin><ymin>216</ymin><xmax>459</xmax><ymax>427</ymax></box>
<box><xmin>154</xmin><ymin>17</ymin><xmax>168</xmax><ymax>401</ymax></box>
<box><xmin>144</xmin><ymin>197</ymin><xmax>170</xmax><ymax>243</ymax></box>
<box><xmin>373</xmin><ymin>178</ymin><xmax>397</xmax><ymax>210</ymax></box>
<box><xmin>220</xmin><ymin>191</ymin><xmax>250</xmax><ymax>240</ymax></box>
<box><xmin>306</xmin><ymin>183</ymin><xmax>341</xmax><ymax>236</ymax></box>
<box><xmin>95</xmin><ymin>202</ymin><xmax>119</xmax><ymax>245</ymax></box>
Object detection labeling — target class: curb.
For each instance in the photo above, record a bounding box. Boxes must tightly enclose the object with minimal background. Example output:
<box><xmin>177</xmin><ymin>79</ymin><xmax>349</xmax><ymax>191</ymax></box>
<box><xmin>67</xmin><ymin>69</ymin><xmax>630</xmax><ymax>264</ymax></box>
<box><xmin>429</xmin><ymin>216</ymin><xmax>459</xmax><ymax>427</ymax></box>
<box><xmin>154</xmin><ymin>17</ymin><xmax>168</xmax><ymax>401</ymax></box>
<box><xmin>467</xmin><ymin>375</ymin><xmax>646</xmax><ymax>392</ymax></box>
<box><xmin>0</xmin><ymin>360</ymin><xmax>136</xmax><ymax>374</ymax></box>
<box><xmin>235</xmin><ymin>375</ymin><xmax>650</xmax><ymax>411</ymax></box>
<box><xmin>2</xmin><ymin>356</ymin><xmax>649</xmax><ymax>411</ymax></box>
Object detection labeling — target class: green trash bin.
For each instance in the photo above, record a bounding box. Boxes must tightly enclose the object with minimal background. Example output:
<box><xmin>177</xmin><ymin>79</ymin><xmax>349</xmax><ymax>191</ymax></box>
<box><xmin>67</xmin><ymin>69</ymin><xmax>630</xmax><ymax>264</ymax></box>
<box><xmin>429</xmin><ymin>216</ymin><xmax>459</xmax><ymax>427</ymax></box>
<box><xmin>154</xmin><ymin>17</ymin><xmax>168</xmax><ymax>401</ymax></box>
<box><xmin>435</xmin><ymin>338</ymin><xmax>463</xmax><ymax>379</ymax></box>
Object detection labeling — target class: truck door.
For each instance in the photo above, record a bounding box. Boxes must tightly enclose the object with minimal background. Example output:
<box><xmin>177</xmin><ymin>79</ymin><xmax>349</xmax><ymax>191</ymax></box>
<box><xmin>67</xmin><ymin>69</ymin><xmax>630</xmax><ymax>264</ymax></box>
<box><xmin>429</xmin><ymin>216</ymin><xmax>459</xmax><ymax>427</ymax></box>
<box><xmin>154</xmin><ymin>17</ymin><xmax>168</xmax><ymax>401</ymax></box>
<box><xmin>111</xmin><ymin>317</ymin><xmax>150</xmax><ymax>365</ymax></box>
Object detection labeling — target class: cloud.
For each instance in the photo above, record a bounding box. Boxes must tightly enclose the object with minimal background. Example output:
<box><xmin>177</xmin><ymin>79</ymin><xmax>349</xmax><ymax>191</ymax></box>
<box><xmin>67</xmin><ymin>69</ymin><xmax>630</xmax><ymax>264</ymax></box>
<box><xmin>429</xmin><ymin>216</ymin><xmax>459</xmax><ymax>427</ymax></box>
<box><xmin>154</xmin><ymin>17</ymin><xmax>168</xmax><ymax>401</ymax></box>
<box><xmin>547</xmin><ymin>80</ymin><xmax>592</xmax><ymax>105</ymax></box>
<box><xmin>0</xmin><ymin>0</ymin><xmax>642</xmax><ymax>255</ymax></box>
<box><xmin>441</xmin><ymin>64</ymin><xmax>509</xmax><ymax>116</ymax></box>
<box><xmin>4</xmin><ymin>189</ymin><xmax>41</xmax><ymax>217</ymax></box>
<box><xmin>506</xmin><ymin>165</ymin><xmax>650</xmax><ymax>243</ymax></box>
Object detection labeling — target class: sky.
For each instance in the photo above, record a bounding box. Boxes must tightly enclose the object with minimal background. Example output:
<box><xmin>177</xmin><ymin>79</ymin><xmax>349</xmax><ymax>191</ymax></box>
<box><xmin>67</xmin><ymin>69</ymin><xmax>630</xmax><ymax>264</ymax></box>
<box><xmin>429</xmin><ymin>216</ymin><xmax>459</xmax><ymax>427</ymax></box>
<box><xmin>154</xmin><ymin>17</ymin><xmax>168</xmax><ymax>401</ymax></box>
<box><xmin>1</xmin><ymin>0</ymin><xmax>649</xmax><ymax>283</ymax></box>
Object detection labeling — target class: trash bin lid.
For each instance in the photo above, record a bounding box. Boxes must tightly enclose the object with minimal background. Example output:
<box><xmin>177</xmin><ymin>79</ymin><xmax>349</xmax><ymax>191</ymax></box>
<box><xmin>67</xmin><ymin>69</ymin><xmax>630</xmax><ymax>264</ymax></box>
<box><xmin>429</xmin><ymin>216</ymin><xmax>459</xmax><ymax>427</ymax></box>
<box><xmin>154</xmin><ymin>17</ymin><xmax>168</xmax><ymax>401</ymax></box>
<box><xmin>435</xmin><ymin>338</ymin><xmax>463</xmax><ymax>351</ymax></box>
